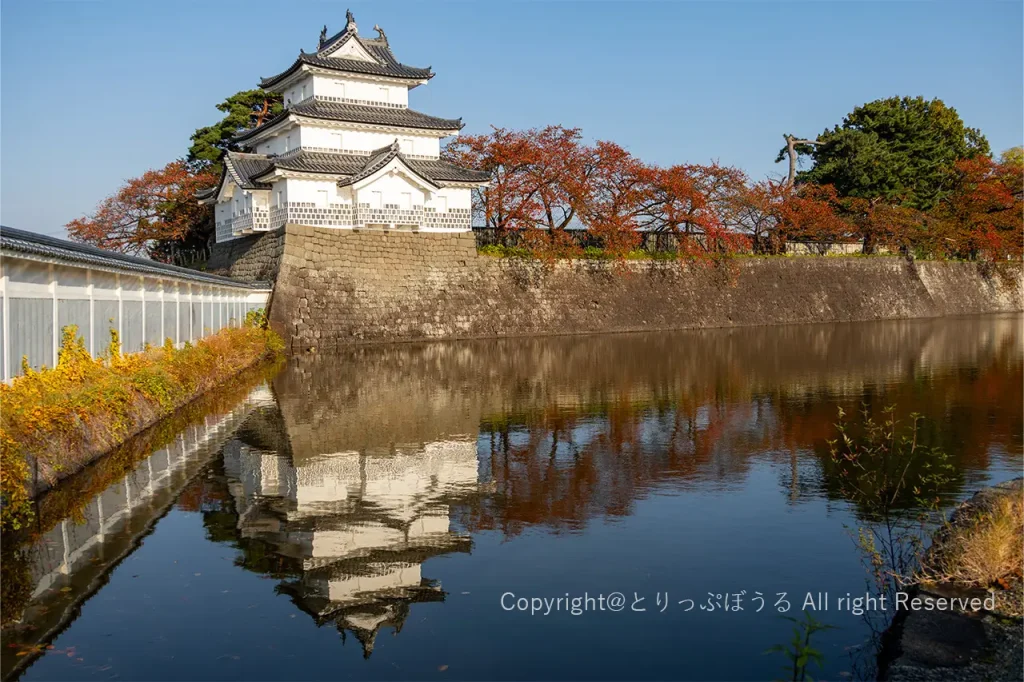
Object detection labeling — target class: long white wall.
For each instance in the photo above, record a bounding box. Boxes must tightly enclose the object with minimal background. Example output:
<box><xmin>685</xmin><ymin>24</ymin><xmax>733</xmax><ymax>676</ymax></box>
<box><xmin>0</xmin><ymin>255</ymin><xmax>270</xmax><ymax>381</ymax></box>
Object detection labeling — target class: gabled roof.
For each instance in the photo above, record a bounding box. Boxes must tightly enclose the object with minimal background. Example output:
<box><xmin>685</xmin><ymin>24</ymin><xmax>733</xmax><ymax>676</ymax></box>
<box><xmin>225</xmin><ymin>153</ymin><xmax>275</xmax><ymax>189</ymax></box>
<box><xmin>247</xmin><ymin>148</ymin><xmax>490</xmax><ymax>186</ymax></box>
<box><xmin>233</xmin><ymin>99</ymin><xmax>463</xmax><ymax>143</ymax></box>
<box><xmin>336</xmin><ymin>140</ymin><xmax>437</xmax><ymax>189</ymax></box>
<box><xmin>198</xmin><ymin>152</ymin><xmax>273</xmax><ymax>204</ymax></box>
<box><xmin>259</xmin><ymin>25</ymin><xmax>432</xmax><ymax>89</ymax></box>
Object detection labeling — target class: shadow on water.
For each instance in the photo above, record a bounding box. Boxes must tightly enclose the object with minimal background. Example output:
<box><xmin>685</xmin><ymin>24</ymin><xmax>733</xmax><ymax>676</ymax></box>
<box><xmin>1</xmin><ymin>314</ymin><xmax>1021</xmax><ymax>681</ymax></box>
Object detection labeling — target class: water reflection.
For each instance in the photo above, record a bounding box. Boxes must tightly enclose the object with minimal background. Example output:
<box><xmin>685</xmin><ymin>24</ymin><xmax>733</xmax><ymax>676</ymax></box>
<box><xmin>1</xmin><ymin>315</ymin><xmax>1020</xmax><ymax>681</ymax></box>
<box><xmin>211</xmin><ymin>405</ymin><xmax>485</xmax><ymax>656</ymax></box>
<box><xmin>1</xmin><ymin>385</ymin><xmax>277</xmax><ymax>681</ymax></box>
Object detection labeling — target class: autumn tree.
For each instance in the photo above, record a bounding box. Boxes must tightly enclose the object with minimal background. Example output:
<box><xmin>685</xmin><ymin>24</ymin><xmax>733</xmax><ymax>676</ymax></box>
<box><xmin>442</xmin><ymin>127</ymin><xmax>547</xmax><ymax>231</ymax></box>
<box><xmin>775</xmin><ymin>183</ymin><xmax>852</xmax><ymax>253</ymax></box>
<box><xmin>721</xmin><ymin>180</ymin><xmax>851</xmax><ymax>255</ymax></box>
<box><xmin>844</xmin><ymin>198</ymin><xmax>929</xmax><ymax>256</ymax></box>
<box><xmin>793</xmin><ymin>96</ymin><xmax>990</xmax><ymax>210</ymax></box>
<box><xmin>930</xmin><ymin>155</ymin><xmax>1023</xmax><ymax>261</ymax></box>
<box><xmin>723</xmin><ymin>179</ymin><xmax>788</xmax><ymax>254</ymax></box>
<box><xmin>575</xmin><ymin>142</ymin><xmax>647</xmax><ymax>255</ymax></box>
<box><xmin>67</xmin><ymin>161</ymin><xmax>218</xmax><ymax>260</ymax></box>
<box><xmin>444</xmin><ymin>125</ymin><xmax>600</xmax><ymax>257</ymax></box>
<box><xmin>189</xmin><ymin>89</ymin><xmax>283</xmax><ymax>175</ymax></box>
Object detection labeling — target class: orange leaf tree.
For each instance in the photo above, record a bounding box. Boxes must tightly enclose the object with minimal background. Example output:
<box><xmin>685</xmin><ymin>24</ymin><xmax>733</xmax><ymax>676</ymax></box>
<box><xmin>931</xmin><ymin>155</ymin><xmax>1023</xmax><ymax>261</ymax></box>
<box><xmin>776</xmin><ymin>183</ymin><xmax>853</xmax><ymax>253</ymax></box>
<box><xmin>67</xmin><ymin>160</ymin><xmax>218</xmax><ymax>261</ymax></box>
<box><xmin>576</xmin><ymin>142</ymin><xmax>648</xmax><ymax>256</ymax></box>
<box><xmin>444</xmin><ymin>125</ymin><xmax>595</xmax><ymax>257</ymax></box>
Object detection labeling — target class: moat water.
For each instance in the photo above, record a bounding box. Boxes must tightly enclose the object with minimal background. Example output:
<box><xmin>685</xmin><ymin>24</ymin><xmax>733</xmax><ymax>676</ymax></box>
<box><xmin>2</xmin><ymin>315</ymin><xmax>1021</xmax><ymax>681</ymax></box>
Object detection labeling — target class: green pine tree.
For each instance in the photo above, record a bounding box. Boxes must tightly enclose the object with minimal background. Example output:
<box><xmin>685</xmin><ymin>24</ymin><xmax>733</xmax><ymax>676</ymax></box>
<box><xmin>188</xmin><ymin>89</ymin><xmax>284</xmax><ymax>176</ymax></box>
<box><xmin>790</xmin><ymin>96</ymin><xmax>990</xmax><ymax>210</ymax></box>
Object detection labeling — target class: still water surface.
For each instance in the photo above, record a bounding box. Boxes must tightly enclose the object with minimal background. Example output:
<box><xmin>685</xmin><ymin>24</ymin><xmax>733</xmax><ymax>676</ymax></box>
<box><xmin>2</xmin><ymin>315</ymin><xmax>1021</xmax><ymax>681</ymax></box>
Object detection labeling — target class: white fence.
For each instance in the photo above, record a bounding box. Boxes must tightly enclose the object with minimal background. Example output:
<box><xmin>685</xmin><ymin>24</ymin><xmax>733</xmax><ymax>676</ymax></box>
<box><xmin>0</xmin><ymin>226</ymin><xmax>271</xmax><ymax>381</ymax></box>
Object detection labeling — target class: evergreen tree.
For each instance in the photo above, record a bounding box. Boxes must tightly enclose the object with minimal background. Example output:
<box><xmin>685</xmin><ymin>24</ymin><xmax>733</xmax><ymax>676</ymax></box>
<box><xmin>188</xmin><ymin>89</ymin><xmax>284</xmax><ymax>175</ymax></box>
<box><xmin>793</xmin><ymin>96</ymin><xmax>990</xmax><ymax>210</ymax></box>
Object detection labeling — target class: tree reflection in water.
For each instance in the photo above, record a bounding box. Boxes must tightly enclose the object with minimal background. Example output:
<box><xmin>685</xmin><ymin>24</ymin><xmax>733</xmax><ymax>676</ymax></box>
<box><xmin>2</xmin><ymin>315</ymin><xmax>1020</xmax><ymax>680</ymax></box>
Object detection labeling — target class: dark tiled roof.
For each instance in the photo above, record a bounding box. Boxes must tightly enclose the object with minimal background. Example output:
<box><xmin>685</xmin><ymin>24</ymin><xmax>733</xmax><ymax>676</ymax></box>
<box><xmin>0</xmin><ymin>225</ymin><xmax>268</xmax><ymax>288</ymax></box>
<box><xmin>195</xmin><ymin>186</ymin><xmax>217</xmax><ymax>200</ymax></box>
<box><xmin>292</xmin><ymin>99</ymin><xmax>461</xmax><ymax>130</ymax></box>
<box><xmin>266</xmin><ymin>151</ymin><xmax>365</xmax><ymax>176</ymax></box>
<box><xmin>259</xmin><ymin>34</ymin><xmax>432</xmax><ymax>88</ymax></box>
<box><xmin>226</xmin><ymin>153</ymin><xmax>275</xmax><ymax>189</ymax></box>
<box><xmin>248</xmin><ymin>149</ymin><xmax>489</xmax><ymax>185</ymax></box>
<box><xmin>412</xmin><ymin>158</ymin><xmax>491</xmax><ymax>184</ymax></box>
<box><xmin>336</xmin><ymin>141</ymin><xmax>438</xmax><ymax>189</ymax></box>
<box><xmin>234</xmin><ymin>100</ymin><xmax>462</xmax><ymax>143</ymax></box>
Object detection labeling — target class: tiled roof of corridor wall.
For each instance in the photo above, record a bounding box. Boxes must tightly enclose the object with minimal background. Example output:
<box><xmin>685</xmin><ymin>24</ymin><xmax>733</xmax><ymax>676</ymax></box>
<box><xmin>0</xmin><ymin>226</ymin><xmax>270</xmax><ymax>288</ymax></box>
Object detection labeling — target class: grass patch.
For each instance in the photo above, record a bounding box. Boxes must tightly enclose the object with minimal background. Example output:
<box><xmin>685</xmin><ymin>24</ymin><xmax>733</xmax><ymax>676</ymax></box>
<box><xmin>477</xmin><ymin>244</ymin><xmax>530</xmax><ymax>258</ymax></box>
<box><xmin>0</xmin><ymin>313</ymin><xmax>283</xmax><ymax>532</ymax></box>
<box><xmin>918</xmin><ymin>481</ymin><xmax>1023</xmax><ymax>588</ymax></box>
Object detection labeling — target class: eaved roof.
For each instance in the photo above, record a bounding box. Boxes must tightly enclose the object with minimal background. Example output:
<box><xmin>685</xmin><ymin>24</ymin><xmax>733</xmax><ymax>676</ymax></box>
<box><xmin>225</xmin><ymin>152</ymin><xmax>275</xmax><ymax>189</ymax></box>
<box><xmin>336</xmin><ymin>140</ymin><xmax>438</xmax><ymax>189</ymax></box>
<box><xmin>259</xmin><ymin>18</ymin><xmax>432</xmax><ymax>88</ymax></box>
<box><xmin>246</xmin><ymin>147</ymin><xmax>490</xmax><ymax>185</ymax></box>
<box><xmin>196</xmin><ymin>186</ymin><xmax>218</xmax><ymax>200</ymax></box>
<box><xmin>0</xmin><ymin>225</ymin><xmax>268</xmax><ymax>288</ymax></box>
<box><xmin>233</xmin><ymin>100</ymin><xmax>463</xmax><ymax>143</ymax></box>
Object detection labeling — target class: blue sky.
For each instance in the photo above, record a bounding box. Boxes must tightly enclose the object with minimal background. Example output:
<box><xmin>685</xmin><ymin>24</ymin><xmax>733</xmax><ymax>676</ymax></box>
<box><xmin>2</xmin><ymin>1</ymin><xmax>1021</xmax><ymax>237</ymax></box>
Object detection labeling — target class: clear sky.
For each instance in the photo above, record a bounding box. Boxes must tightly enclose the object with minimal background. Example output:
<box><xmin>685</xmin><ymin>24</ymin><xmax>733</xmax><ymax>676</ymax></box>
<box><xmin>2</xmin><ymin>0</ymin><xmax>1021</xmax><ymax>237</ymax></box>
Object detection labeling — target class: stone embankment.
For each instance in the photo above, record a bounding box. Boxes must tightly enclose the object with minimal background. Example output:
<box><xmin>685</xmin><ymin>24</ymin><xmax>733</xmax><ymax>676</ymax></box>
<box><xmin>209</xmin><ymin>225</ymin><xmax>1024</xmax><ymax>352</ymax></box>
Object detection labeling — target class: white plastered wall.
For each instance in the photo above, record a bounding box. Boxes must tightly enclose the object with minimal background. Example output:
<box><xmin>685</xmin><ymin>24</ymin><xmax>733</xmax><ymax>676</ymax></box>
<box><xmin>284</xmin><ymin>178</ymin><xmax>350</xmax><ymax>207</ymax></box>
<box><xmin>312</xmin><ymin>75</ymin><xmax>410</xmax><ymax>107</ymax></box>
<box><xmin>282</xmin><ymin>124</ymin><xmax>440</xmax><ymax>157</ymax></box>
<box><xmin>355</xmin><ymin>171</ymin><xmax>430</xmax><ymax>208</ymax></box>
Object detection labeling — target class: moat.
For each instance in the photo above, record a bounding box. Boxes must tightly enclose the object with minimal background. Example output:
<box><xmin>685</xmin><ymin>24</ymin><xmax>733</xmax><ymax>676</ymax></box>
<box><xmin>2</xmin><ymin>314</ymin><xmax>1021</xmax><ymax>682</ymax></box>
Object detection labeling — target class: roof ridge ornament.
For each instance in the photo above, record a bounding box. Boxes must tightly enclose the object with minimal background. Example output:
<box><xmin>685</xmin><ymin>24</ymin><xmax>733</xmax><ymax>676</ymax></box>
<box><xmin>345</xmin><ymin>8</ymin><xmax>357</xmax><ymax>34</ymax></box>
<box><xmin>319</xmin><ymin>25</ymin><xmax>328</xmax><ymax>48</ymax></box>
<box><xmin>390</xmin><ymin>138</ymin><xmax>401</xmax><ymax>152</ymax></box>
<box><xmin>373</xmin><ymin>24</ymin><xmax>388</xmax><ymax>44</ymax></box>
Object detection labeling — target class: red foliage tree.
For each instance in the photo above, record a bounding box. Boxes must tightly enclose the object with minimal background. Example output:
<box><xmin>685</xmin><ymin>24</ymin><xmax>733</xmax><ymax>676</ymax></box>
<box><xmin>67</xmin><ymin>161</ymin><xmax>218</xmax><ymax>260</ymax></box>
<box><xmin>721</xmin><ymin>178</ymin><xmax>785</xmax><ymax>254</ymax></box>
<box><xmin>576</xmin><ymin>142</ymin><xmax>647</xmax><ymax>256</ymax></box>
<box><xmin>932</xmin><ymin>156</ymin><xmax>1023</xmax><ymax>261</ymax></box>
<box><xmin>638</xmin><ymin>163</ymin><xmax>750</xmax><ymax>256</ymax></box>
<box><xmin>776</xmin><ymin>183</ymin><xmax>852</xmax><ymax>253</ymax></box>
<box><xmin>443</xmin><ymin>126</ymin><xmax>588</xmax><ymax>235</ymax></box>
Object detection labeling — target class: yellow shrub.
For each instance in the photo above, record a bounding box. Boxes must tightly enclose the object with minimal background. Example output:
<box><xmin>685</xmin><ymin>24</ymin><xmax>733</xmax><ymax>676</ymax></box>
<box><xmin>0</xmin><ymin>322</ymin><xmax>282</xmax><ymax>531</ymax></box>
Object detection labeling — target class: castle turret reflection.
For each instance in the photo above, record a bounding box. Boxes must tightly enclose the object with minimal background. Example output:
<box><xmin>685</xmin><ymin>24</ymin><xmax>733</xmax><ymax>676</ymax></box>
<box><xmin>216</xmin><ymin>404</ymin><xmax>484</xmax><ymax>656</ymax></box>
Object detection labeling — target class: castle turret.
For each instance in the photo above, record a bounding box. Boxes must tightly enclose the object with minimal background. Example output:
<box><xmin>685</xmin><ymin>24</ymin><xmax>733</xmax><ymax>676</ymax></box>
<box><xmin>200</xmin><ymin>10</ymin><xmax>489</xmax><ymax>243</ymax></box>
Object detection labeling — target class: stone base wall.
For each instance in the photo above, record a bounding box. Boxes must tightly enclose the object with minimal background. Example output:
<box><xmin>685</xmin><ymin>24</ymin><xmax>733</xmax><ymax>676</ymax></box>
<box><xmin>263</xmin><ymin>225</ymin><xmax>1023</xmax><ymax>352</ymax></box>
<box><xmin>208</xmin><ymin>228</ymin><xmax>285</xmax><ymax>283</ymax></box>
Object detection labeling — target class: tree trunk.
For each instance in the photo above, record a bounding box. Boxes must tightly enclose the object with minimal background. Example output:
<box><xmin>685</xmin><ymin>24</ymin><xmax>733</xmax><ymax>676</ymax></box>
<box><xmin>783</xmin><ymin>135</ymin><xmax>820</xmax><ymax>190</ymax></box>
